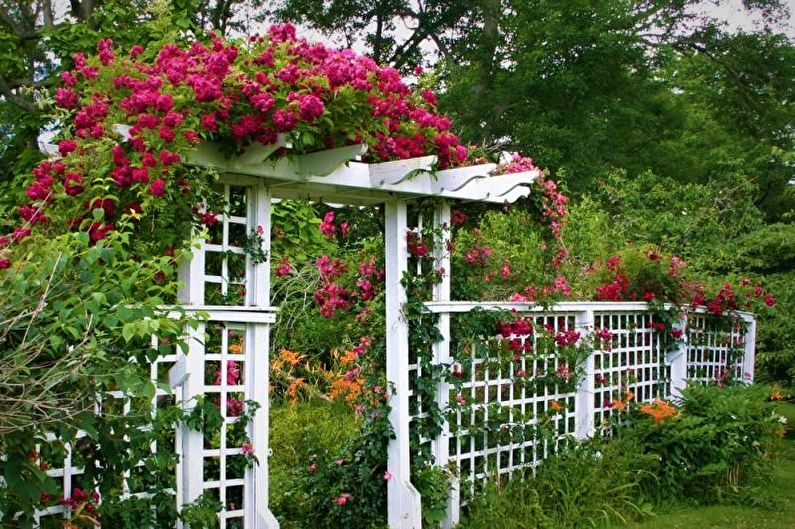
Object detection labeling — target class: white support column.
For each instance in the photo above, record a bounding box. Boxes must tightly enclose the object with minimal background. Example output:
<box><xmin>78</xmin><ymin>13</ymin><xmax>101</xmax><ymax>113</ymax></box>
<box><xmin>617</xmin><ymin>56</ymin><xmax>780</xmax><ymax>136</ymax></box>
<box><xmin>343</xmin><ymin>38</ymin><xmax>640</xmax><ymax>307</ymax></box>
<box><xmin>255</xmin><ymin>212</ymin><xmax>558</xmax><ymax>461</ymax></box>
<box><xmin>177</xmin><ymin>234</ymin><xmax>206</xmax><ymax>518</ymax></box>
<box><xmin>669</xmin><ymin>315</ymin><xmax>688</xmax><ymax>399</ymax></box>
<box><xmin>574</xmin><ymin>310</ymin><xmax>595</xmax><ymax>439</ymax></box>
<box><xmin>248</xmin><ymin>185</ymin><xmax>272</xmax><ymax>309</ymax></box>
<box><xmin>741</xmin><ymin>314</ymin><xmax>756</xmax><ymax>384</ymax></box>
<box><xmin>181</xmin><ymin>322</ymin><xmax>207</xmax><ymax>512</ymax></box>
<box><xmin>430</xmin><ymin>202</ymin><xmax>458</xmax><ymax>529</ymax></box>
<box><xmin>247</xmin><ymin>184</ymin><xmax>279</xmax><ymax>528</ymax></box>
<box><xmin>385</xmin><ymin>199</ymin><xmax>422</xmax><ymax>529</ymax></box>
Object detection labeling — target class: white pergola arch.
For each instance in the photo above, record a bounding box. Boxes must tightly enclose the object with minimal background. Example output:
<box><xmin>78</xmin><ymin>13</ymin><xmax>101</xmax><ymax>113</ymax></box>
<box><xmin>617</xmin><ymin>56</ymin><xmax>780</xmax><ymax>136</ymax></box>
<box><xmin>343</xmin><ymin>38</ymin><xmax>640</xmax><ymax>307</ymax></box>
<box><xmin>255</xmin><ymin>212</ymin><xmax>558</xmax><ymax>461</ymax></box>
<box><xmin>177</xmin><ymin>142</ymin><xmax>539</xmax><ymax>529</ymax></box>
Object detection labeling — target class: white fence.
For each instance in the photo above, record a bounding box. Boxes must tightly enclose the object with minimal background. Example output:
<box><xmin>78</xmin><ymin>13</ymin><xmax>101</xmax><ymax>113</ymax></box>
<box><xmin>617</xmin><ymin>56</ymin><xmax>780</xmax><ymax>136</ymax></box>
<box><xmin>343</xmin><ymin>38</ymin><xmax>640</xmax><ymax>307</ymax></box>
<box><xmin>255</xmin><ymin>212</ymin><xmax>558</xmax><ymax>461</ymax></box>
<box><xmin>405</xmin><ymin>301</ymin><xmax>755</xmax><ymax>527</ymax></box>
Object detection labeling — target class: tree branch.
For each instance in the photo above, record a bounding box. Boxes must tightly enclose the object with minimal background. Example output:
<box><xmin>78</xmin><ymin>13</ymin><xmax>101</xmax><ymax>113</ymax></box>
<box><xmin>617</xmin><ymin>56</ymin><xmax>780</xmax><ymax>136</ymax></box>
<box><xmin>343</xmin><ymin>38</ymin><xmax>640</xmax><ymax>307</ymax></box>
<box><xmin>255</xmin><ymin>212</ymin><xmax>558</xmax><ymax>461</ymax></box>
<box><xmin>0</xmin><ymin>74</ymin><xmax>35</xmax><ymax>112</ymax></box>
<box><xmin>42</xmin><ymin>0</ymin><xmax>54</xmax><ymax>29</ymax></box>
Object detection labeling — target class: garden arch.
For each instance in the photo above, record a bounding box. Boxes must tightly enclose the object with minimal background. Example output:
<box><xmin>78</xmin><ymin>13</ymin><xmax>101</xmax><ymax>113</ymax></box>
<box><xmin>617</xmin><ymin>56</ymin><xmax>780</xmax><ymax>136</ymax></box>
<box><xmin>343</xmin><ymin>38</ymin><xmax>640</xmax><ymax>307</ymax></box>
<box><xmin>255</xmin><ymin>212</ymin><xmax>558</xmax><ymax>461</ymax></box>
<box><xmin>177</xmin><ymin>140</ymin><xmax>541</xmax><ymax>528</ymax></box>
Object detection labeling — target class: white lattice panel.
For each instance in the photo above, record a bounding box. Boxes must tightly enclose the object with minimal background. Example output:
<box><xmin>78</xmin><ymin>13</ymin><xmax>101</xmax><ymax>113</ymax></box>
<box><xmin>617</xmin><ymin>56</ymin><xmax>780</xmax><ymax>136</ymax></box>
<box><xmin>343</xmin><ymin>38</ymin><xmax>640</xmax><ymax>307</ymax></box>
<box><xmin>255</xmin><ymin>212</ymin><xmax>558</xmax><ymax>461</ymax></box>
<box><xmin>686</xmin><ymin>314</ymin><xmax>748</xmax><ymax>384</ymax></box>
<box><xmin>592</xmin><ymin>312</ymin><xmax>669</xmax><ymax>432</ymax></box>
<box><xmin>442</xmin><ymin>313</ymin><xmax>579</xmax><ymax>489</ymax></box>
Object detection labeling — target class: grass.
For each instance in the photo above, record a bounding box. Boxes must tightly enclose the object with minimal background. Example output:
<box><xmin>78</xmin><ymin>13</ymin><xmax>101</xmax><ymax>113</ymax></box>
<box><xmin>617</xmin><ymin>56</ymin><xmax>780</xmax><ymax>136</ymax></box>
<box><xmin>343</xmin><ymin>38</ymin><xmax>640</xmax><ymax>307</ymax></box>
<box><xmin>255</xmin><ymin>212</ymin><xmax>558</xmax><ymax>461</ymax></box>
<box><xmin>611</xmin><ymin>401</ymin><xmax>795</xmax><ymax>529</ymax></box>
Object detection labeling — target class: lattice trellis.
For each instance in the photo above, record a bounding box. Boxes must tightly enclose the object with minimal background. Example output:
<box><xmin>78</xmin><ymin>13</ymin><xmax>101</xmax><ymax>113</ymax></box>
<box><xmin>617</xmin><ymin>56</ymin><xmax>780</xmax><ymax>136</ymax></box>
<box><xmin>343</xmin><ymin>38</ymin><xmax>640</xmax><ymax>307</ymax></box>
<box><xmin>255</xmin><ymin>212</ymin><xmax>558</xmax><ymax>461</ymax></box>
<box><xmin>686</xmin><ymin>313</ymin><xmax>750</xmax><ymax>385</ymax></box>
<box><xmin>416</xmin><ymin>301</ymin><xmax>756</xmax><ymax>528</ymax></box>
<box><xmin>592</xmin><ymin>312</ymin><xmax>670</xmax><ymax>434</ymax></box>
<box><xmin>445</xmin><ymin>312</ymin><xmax>579</xmax><ymax>488</ymax></box>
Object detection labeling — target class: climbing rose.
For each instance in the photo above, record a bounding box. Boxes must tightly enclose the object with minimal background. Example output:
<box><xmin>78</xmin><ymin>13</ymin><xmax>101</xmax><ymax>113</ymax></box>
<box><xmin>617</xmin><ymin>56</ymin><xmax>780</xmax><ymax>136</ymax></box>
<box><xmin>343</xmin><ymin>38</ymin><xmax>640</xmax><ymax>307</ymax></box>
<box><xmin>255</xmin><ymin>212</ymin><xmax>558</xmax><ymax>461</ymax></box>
<box><xmin>148</xmin><ymin>178</ymin><xmax>166</xmax><ymax>196</ymax></box>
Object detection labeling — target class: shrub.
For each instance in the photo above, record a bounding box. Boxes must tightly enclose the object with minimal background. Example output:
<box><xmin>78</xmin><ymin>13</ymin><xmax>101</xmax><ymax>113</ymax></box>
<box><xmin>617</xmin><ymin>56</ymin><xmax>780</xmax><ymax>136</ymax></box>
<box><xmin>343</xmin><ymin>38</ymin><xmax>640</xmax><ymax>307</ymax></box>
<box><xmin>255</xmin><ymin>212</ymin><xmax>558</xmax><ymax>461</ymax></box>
<box><xmin>269</xmin><ymin>400</ymin><xmax>390</xmax><ymax>529</ymax></box>
<box><xmin>620</xmin><ymin>384</ymin><xmax>783</xmax><ymax>504</ymax></box>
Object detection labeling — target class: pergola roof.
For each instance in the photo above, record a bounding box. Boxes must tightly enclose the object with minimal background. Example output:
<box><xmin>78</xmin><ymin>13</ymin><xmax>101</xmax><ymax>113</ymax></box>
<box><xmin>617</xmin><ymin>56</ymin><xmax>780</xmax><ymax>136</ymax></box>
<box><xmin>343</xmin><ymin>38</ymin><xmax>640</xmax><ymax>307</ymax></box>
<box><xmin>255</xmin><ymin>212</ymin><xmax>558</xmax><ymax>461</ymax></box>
<box><xmin>185</xmin><ymin>140</ymin><xmax>540</xmax><ymax>205</ymax></box>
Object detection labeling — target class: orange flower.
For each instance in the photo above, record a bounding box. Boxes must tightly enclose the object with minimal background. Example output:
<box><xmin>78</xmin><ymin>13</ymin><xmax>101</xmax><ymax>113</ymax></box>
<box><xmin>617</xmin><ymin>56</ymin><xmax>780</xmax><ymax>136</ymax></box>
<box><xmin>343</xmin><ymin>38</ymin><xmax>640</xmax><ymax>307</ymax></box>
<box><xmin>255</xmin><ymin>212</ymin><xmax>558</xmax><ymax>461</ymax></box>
<box><xmin>340</xmin><ymin>349</ymin><xmax>359</xmax><ymax>365</ymax></box>
<box><xmin>329</xmin><ymin>377</ymin><xmax>364</xmax><ymax>402</ymax></box>
<box><xmin>228</xmin><ymin>342</ymin><xmax>243</xmax><ymax>354</ymax></box>
<box><xmin>639</xmin><ymin>399</ymin><xmax>678</xmax><ymax>424</ymax></box>
<box><xmin>771</xmin><ymin>386</ymin><xmax>787</xmax><ymax>401</ymax></box>
<box><xmin>279</xmin><ymin>348</ymin><xmax>301</xmax><ymax>366</ymax></box>
<box><xmin>612</xmin><ymin>399</ymin><xmax>626</xmax><ymax>412</ymax></box>
<box><xmin>286</xmin><ymin>377</ymin><xmax>305</xmax><ymax>403</ymax></box>
<box><xmin>624</xmin><ymin>390</ymin><xmax>635</xmax><ymax>402</ymax></box>
<box><xmin>549</xmin><ymin>400</ymin><xmax>564</xmax><ymax>412</ymax></box>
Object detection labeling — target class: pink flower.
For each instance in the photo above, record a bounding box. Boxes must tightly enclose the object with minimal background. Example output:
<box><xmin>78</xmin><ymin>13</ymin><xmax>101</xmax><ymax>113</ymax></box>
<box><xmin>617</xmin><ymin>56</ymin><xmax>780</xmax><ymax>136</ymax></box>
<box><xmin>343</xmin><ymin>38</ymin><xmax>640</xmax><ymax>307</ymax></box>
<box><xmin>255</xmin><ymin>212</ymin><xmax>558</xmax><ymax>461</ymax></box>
<box><xmin>149</xmin><ymin>178</ymin><xmax>166</xmax><ymax>196</ymax></box>
<box><xmin>297</xmin><ymin>93</ymin><xmax>325</xmax><ymax>121</ymax></box>
<box><xmin>130</xmin><ymin>45</ymin><xmax>145</xmax><ymax>58</ymax></box>
<box><xmin>335</xmin><ymin>493</ymin><xmax>351</xmax><ymax>506</ymax></box>
<box><xmin>384</xmin><ymin>470</ymin><xmax>392</xmax><ymax>481</ymax></box>
<box><xmin>319</xmin><ymin>211</ymin><xmax>336</xmax><ymax>238</ymax></box>
<box><xmin>58</xmin><ymin>140</ymin><xmax>78</xmax><ymax>156</ymax></box>
<box><xmin>309</xmin><ymin>463</ymin><xmax>317</xmax><ymax>473</ymax></box>
<box><xmin>276</xmin><ymin>257</ymin><xmax>292</xmax><ymax>276</ymax></box>
<box><xmin>241</xmin><ymin>442</ymin><xmax>255</xmax><ymax>456</ymax></box>
<box><xmin>60</xmin><ymin>71</ymin><xmax>78</xmax><ymax>87</ymax></box>
<box><xmin>272</xmin><ymin>108</ymin><xmax>297</xmax><ymax>132</ymax></box>
<box><xmin>54</xmin><ymin>88</ymin><xmax>78</xmax><ymax>108</ymax></box>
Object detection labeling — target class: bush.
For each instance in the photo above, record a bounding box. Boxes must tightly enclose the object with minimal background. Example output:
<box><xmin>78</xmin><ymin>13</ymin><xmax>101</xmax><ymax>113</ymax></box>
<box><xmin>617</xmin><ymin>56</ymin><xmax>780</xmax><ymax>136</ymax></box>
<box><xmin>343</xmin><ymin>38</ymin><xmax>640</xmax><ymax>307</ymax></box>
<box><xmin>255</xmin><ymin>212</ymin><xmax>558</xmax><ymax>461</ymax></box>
<box><xmin>620</xmin><ymin>384</ymin><xmax>783</xmax><ymax>504</ymax></box>
<box><xmin>269</xmin><ymin>401</ymin><xmax>359</xmax><ymax>528</ymax></box>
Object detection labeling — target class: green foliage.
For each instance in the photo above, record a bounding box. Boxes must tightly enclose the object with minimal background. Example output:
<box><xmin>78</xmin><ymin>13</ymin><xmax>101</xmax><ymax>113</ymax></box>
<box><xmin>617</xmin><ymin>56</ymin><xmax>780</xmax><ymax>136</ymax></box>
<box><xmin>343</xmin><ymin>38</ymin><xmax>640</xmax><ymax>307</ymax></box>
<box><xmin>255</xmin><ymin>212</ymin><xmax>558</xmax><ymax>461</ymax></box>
<box><xmin>271</xmin><ymin>200</ymin><xmax>334</xmax><ymax>262</ymax></box>
<box><xmin>412</xmin><ymin>465</ymin><xmax>453</xmax><ymax>527</ymax></box>
<box><xmin>461</xmin><ymin>440</ymin><xmax>655</xmax><ymax>529</ymax></box>
<box><xmin>269</xmin><ymin>401</ymin><xmax>360</xmax><ymax>528</ymax></box>
<box><xmin>0</xmin><ymin>227</ymin><xmax>195</xmax><ymax>527</ymax></box>
<box><xmin>620</xmin><ymin>384</ymin><xmax>783</xmax><ymax>504</ymax></box>
<box><xmin>269</xmin><ymin>400</ymin><xmax>390</xmax><ymax>529</ymax></box>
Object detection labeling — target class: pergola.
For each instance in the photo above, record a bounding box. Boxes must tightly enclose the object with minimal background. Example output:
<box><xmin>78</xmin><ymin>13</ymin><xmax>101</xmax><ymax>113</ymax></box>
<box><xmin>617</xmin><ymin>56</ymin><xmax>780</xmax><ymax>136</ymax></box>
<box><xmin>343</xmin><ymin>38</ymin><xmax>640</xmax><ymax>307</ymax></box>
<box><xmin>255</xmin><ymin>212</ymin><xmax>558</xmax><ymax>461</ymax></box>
<box><xmin>174</xmin><ymin>141</ymin><xmax>540</xmax><ymax>529</ymax></box>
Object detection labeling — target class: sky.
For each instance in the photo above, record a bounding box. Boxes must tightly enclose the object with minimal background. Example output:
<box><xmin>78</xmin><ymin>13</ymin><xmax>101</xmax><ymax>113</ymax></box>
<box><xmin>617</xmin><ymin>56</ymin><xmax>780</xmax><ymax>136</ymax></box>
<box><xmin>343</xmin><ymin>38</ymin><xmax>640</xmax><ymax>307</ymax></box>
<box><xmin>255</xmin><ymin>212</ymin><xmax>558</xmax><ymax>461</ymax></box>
<box><xmin>700</xmin><ymin>0</ymin><xmax>794</xmax><ymax>37</ymax></box>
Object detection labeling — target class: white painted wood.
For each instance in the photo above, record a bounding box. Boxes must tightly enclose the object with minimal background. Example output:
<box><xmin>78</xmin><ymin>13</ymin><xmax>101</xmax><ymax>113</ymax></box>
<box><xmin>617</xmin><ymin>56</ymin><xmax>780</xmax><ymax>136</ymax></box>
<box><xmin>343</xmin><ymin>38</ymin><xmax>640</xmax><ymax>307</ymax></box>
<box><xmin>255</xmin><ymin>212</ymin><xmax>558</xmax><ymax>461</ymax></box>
<box><xmin>429</xmin><ymin>202</ymin><xmax>458</xmax><ymax>529</ymax></box>
<box><xmin>248</xmin><ymin>322</ymin><xmax>280</xmax><ymax>529</ymax></box>
<box><xmin>575</xmin><ymin>310</ymin><xmax>596</xmax><ymax>439</ymax></box>
<box><xmin>422</xmin><ymin>301</ymin><xmax>655</xmax><ymax>314</ymax></box>
<box><xmin>185</xmin><ymin>142</ymin><xmax>539</xmax><ymax>204</ymax></box>
<box><xmin>249</xmin><ymin>185</ymin><xmax>272</xmax><ymax>308</ymax></box>
<box><xmin>169</xmin><ymin>307</ymin><xmax>277</xmax><ymax>324</ymax></box>
<box><xmin>385</xmin><ymin>200</ymin><xmax>422</xmax><ymax>529</ymax></box>
<box><xmin>369</xmin><ymin>156</ymin><xmax>437</xmax><ymax>186</ymax></box>
<box><xmin>176</xmin><ymin>230</ymin><xmax>207</xmax><ymax>514</ymax></box>
<box><xmin>181</xmin><ymin>321</ymin><xmax>207</xmax><ymax>509</ymax></box>
<box><xmin>740</xmin><ymin>314</ymin><xmax>757</xmax><ymax>383</ymax></box>
<box><xmin>669</xmin><ymin>316</ymin><xmax>688</xmax><ymax>399</ymax></box>
<box><xmin>432</xmin><ymin>164</ymin><xmax>497</xmax><ymax>193</ymax></box>
<box><xmin>245</xmin><ymin>184</ymin><xmax>280</xmax><ymax>528</ymax></box>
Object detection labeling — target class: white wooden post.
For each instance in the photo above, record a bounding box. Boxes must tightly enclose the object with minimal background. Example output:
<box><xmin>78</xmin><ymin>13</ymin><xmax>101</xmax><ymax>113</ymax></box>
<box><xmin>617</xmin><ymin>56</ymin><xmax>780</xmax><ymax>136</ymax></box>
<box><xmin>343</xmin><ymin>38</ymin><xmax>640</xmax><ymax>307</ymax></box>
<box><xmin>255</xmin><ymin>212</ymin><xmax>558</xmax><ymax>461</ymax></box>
<box><xmin>430</xmin><ymin>202</ymin><xmax>458</xmax><ymax>529</ymax></box>
<box><xmin>574</xmin><ymin>310</ymin><xmax>595</xmax><ymax>439</ymax></box>
<box><xmin>247</xmin><ymin>185</ymin><xmax>280</xmax><ymax>529</ymax></box>
<box><xmin>740</xmin><ymin>314</ymin><xmax>756</xmax><ymax>384</ymax></box>
<box><xmin>669</xmin><ymin>315</ymin><xmax>688</xmax><ymax>399</ymax></box>
<box><xmin>177</xmin><ymin>237</ymin><xmax>206</xmax><ymax>520</ymax></box>
<box><xmin>385</xmin><ymin>199</ymin><xmax>422</xmax><ymax>529</ymax></box>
